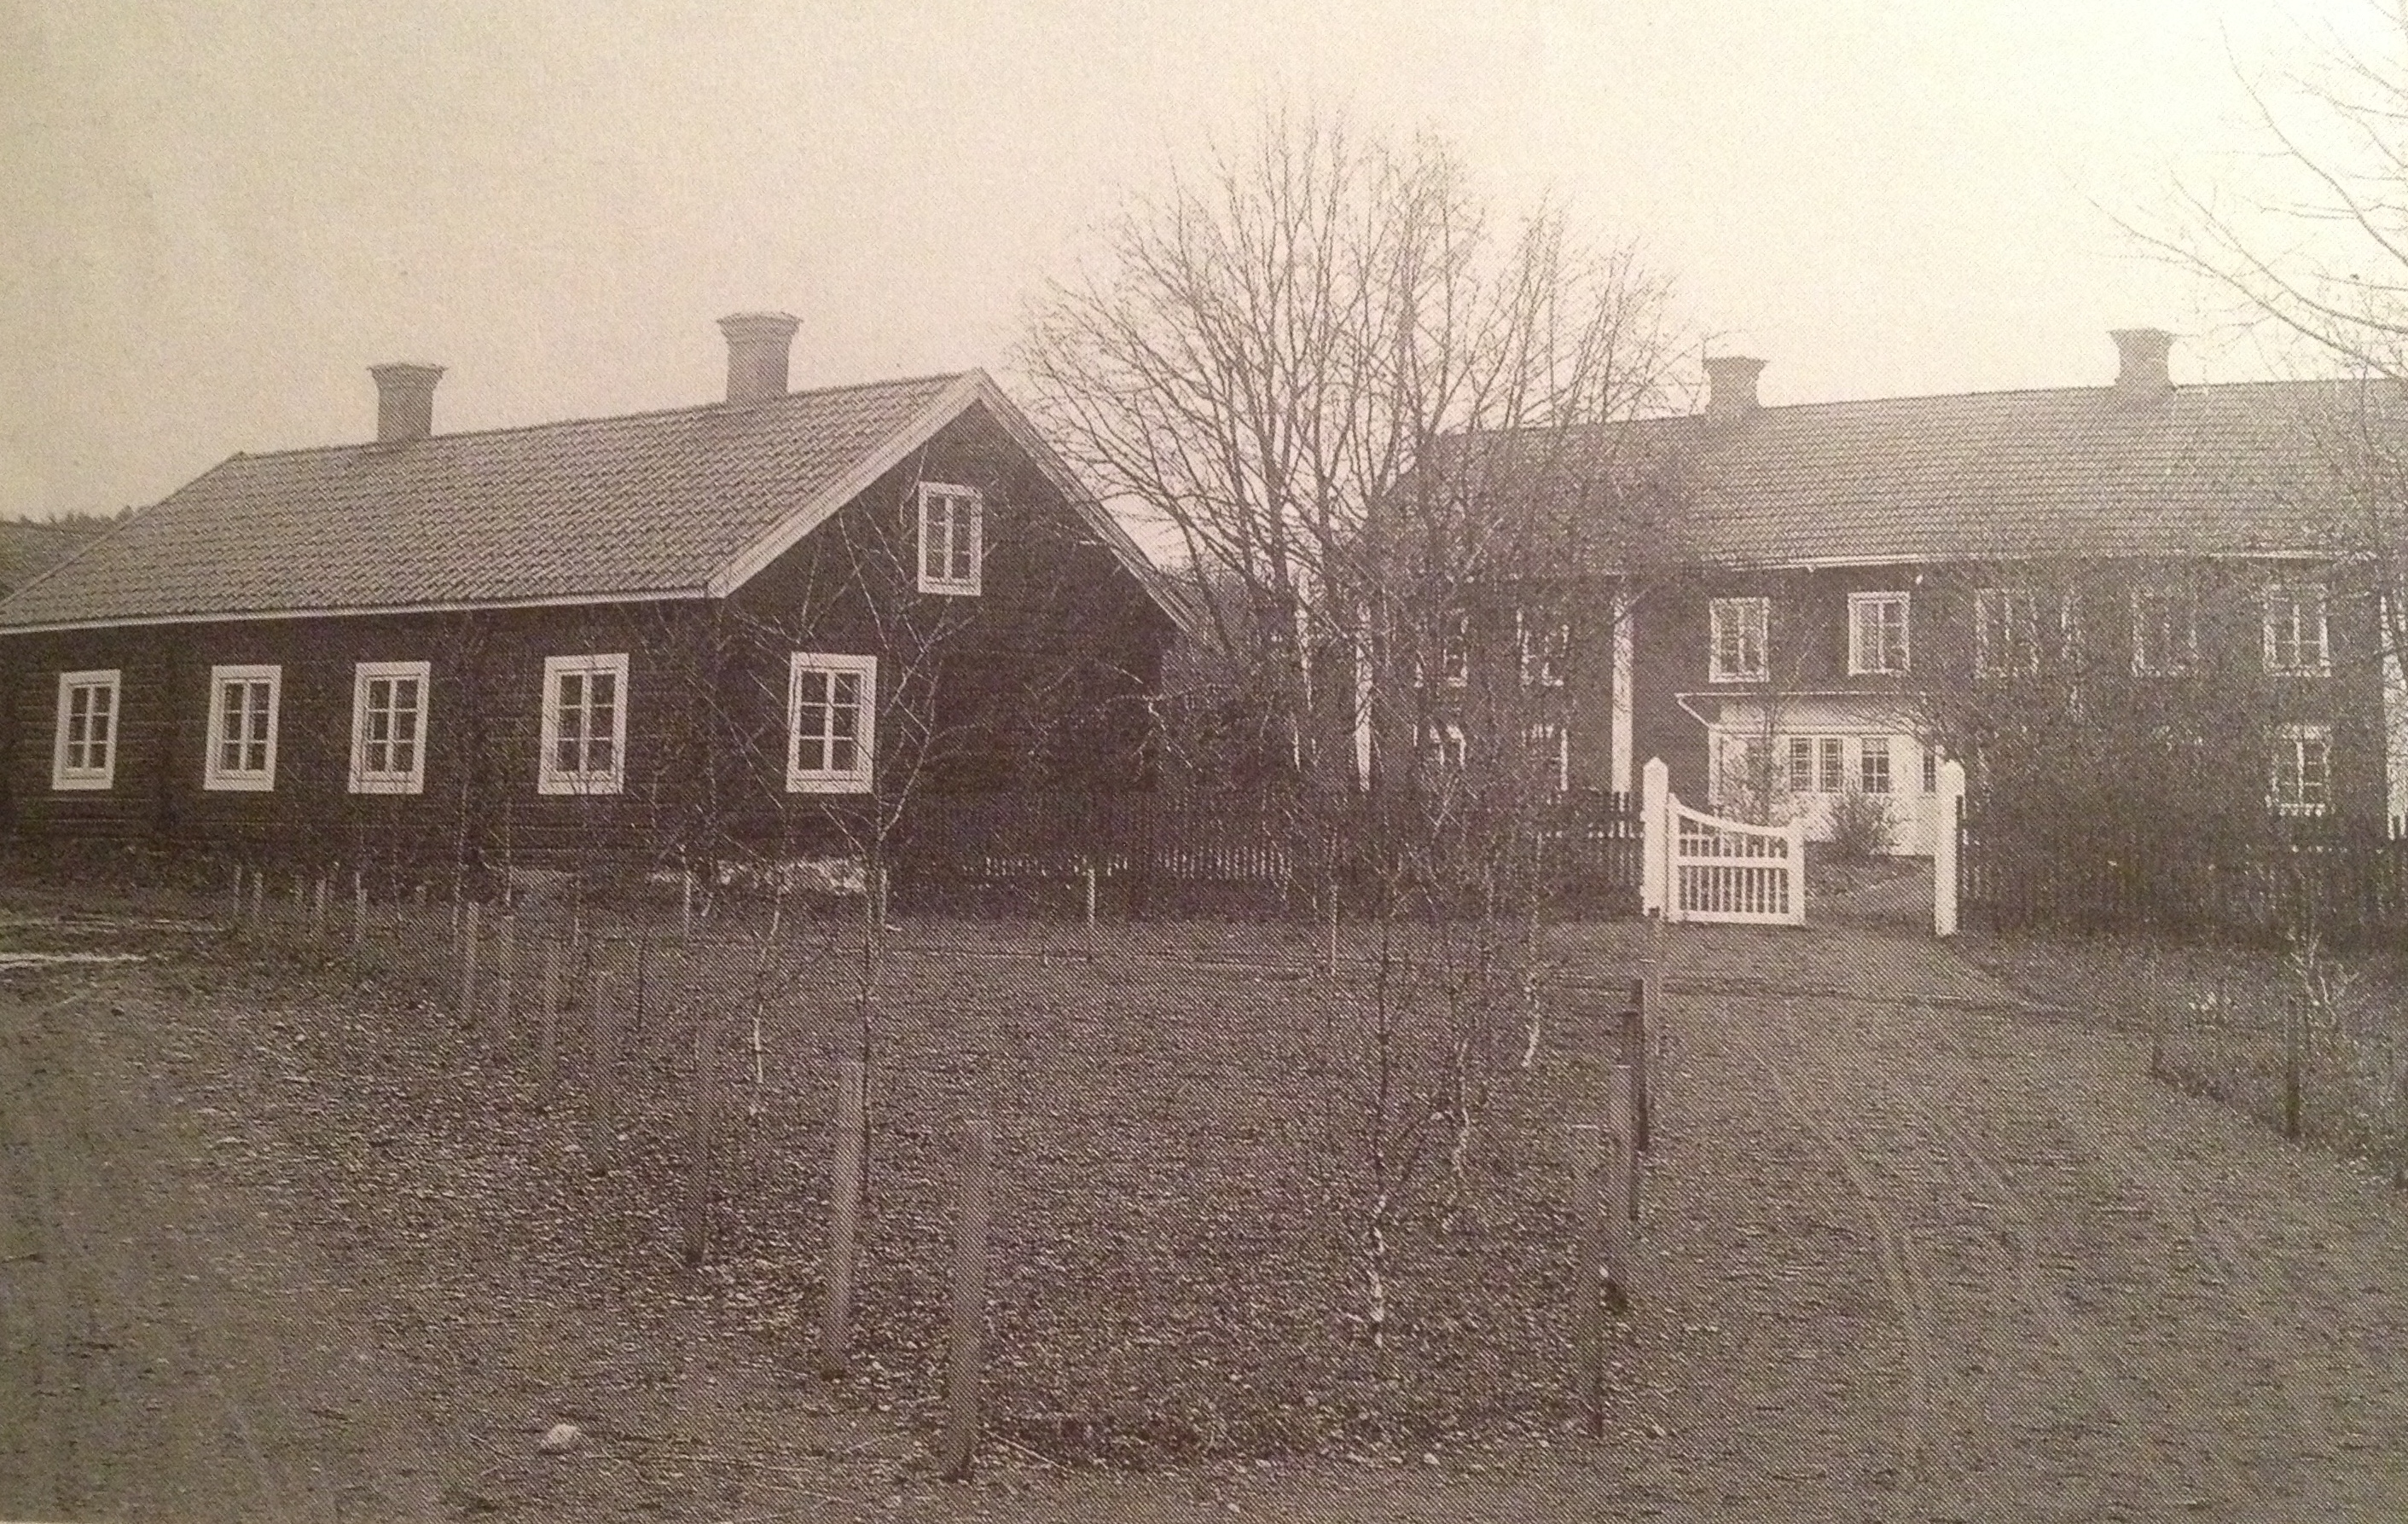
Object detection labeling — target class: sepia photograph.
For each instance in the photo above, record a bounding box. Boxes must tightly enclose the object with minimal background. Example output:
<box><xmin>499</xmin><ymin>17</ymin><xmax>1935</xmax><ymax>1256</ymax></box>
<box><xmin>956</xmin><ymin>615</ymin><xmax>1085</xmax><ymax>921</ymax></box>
<box><xmin>4</xmin><ymin>3</ymin><xmax>2408</xmax><ymax>1520</ymax></box>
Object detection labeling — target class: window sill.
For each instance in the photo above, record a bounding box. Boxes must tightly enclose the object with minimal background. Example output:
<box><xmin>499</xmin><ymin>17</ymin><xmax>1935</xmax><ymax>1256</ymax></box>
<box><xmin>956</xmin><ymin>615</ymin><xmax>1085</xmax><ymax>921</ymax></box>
<box><xmin>350</xmin><ymin>775</ymin><xmax>425</xmax><ymax>796</ymax></box>
<box><xmin>203</xmin><ymin>774</ymin><xmax>276</xmax><ymax>793</ymax></box>
<box><xmin>918</xmin><ymin>579</ymin><xmax>982</xmax><ymax>598</ymax></box>
<box><xmin>537</xmin><ymin>774</ymin><xmax>624</xmax><ymax>797</ymax></box>
<box><xmin>786</xmin><ymin>774</ymin><xmax>873</xmax><ymax>795</ymax></box>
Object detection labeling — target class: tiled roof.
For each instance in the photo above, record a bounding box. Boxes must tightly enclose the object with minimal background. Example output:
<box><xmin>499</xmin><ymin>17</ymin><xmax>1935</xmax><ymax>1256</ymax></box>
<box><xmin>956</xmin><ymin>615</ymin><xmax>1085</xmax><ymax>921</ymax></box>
<box><xmin>0</xmin><ymin>370</ymin><xmax>1176</xmax><ymax>631</ymax></box>
<box><xmin>1475</xmin><ymin>379</ymin><xmax>2379</xmax><ymax>571</ymax></box>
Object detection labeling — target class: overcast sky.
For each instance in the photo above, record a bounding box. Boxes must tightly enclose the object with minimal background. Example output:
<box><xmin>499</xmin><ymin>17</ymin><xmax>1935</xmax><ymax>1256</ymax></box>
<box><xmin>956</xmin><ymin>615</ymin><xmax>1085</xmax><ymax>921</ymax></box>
<box><xmin>0</xmin><ymin>1</ymin><xmax>2376</xmax><ymax>522</ymax></box>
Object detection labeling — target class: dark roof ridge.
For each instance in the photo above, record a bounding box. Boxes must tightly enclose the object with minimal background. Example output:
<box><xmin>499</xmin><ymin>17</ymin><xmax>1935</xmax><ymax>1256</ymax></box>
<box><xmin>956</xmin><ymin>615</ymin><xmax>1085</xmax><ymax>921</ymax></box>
<box><xmin>212</xmin><ymin>368</ymin><xmax>979</xmax><ymax>467</ymax></box>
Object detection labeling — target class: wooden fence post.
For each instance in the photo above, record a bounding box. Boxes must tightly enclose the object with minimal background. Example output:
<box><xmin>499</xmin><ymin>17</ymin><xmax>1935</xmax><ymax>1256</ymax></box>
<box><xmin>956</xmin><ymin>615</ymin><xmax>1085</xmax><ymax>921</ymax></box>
<box><xmin>2283</xmin><ymin>996</ymin><xmax>2304</xmax><ymax>1142</ymax></box>
<box><xmin>537</xmin><ymin>941</ymin><xmax>562</xmax><ymax>1110</ymax></box>
<box><xmin>586</xmin><ymin>970</ymin><xmax>618</xmax><ymax>1175</ymax></box>
<box><xmin>1623</xmin><ymin>986</ymin><xmax>1651</xmax><ymax>1154</ymax></box>
<box><xmin>1608</xmin><ymin>1061</ymin><xmax>1640</xmax><ymax>1253</ymax></box>
<box><xmin>1570</xmin><ymin>1120</ymin><xmax>1609</xmax><ymax>1439</ymax></box>
<box><xmin>1083</xmin><ymin>860</ymin><xmax>1098</xmax><ymax>929</ymax></box>
<box><xmin>938</xmin><ymin>1114</ymin><xmax>995</xmax><ymax>1482</ymax></box>
<box><xmin>490</xmin><ymin>914</ymin><xmax>517</xmax><ymax>1057</ymax></box>
<box><xmin>682</xmin><ymin>1017</ymin><xmax>722</xmax><ymax>1266</ymax></box>
<box><xmin>819</xmin><ymin>1059</ymin><xmax>868</xmax><ymax>1380</ymax></box>
<box><xmin>351</xmin><ymin>869</ymin><xmax>368</xmax><ymax>953</ymax></box>
<box><xmin>458</xmin><ymin>901</ymin><xmax>482</xmax><ymax>1028</ymax></box>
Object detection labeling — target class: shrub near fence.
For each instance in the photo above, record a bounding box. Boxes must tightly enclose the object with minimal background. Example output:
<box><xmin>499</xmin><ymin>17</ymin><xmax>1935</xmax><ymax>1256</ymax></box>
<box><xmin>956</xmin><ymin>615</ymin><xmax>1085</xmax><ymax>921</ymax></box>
<box><xmin>896</xmin><ymin>788</ymin><xmax>1641</xmax><ymax>918</ymax></box>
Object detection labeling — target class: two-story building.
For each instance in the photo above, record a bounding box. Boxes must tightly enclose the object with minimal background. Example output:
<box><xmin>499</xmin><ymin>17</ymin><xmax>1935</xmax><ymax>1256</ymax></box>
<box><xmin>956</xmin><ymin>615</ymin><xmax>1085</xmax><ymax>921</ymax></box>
<box><xmin>1407</xmin><ymin>329</ymin><xmax>2394</xmax><ymax>855</ymax></box>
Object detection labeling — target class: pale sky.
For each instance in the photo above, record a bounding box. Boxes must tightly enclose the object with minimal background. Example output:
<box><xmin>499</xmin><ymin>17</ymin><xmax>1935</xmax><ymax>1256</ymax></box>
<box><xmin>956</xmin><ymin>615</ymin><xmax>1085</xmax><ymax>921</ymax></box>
<box><xmin>0</xmin><ymin>0</ymin><xmax>2375</xmax><ymax>522</ymax></box>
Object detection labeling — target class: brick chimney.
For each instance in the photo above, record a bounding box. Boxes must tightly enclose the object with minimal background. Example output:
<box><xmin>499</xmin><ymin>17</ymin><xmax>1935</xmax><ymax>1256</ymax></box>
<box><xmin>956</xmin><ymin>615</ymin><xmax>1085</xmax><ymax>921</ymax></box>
<box><xmin>2110</xmin><ymin>327</ymin><xmax>2173</xmax><ymax>397</ymax></box>
<box><xmin>368</xmin><ymin>363</ymin><xmax>444</xmax><ymax>443</ymax></box>
<box><xmin>1704</xmin><ymin>355</ymin><xmax>1767</xmax><ymax>419</ymax></box>
<box><xmin>717</xmin><ymin>312</ymin><xmax>801</xmax><ymax>404</ymax></box>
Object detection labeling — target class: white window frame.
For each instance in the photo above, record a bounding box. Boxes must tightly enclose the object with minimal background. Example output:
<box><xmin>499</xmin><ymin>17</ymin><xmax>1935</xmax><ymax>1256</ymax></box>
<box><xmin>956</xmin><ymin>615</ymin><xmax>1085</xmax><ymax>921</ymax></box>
<box><xmin>1517</xmin><ymin>609</ymin><xmax>1570</xmax><ymax>689</ymax></box>
<box><xmin>2132</xmin><ymin>587</ymin><xmax>2197</xmax><ymax>675</ymax></box>
<box><xmin>52</xmin><ymin>669</ymin><xmax>121</xmax><ymax>791</ymax></box>
<box><xmin>916</xmin><ymin>482</ymin><xmax>984</xmax><ymax>596</ymax></box>
<box><xmin>1524</xmin><ymin>721</ymin><xmax>1570</xmax><ymax>793</ymax></box>
<box><xmin>1973</xmin><ymin>587</ymin><xmax>2040</xmax><ymax>677</ymax></box>
<box><xmin>786</xmin><ymin>652</ymin><xmax>878</xmax><ymax>794</ymax></box>
<box><xmin>348</xmin><ymin>659</ymin><xmax>432</xmax><ymax>796</ymax></box>
<box><xmin>1848</xmin><ymin>592</ymin><xmax>1911</xmax><ymax>675</ymax></box>
<box><xmin>2263</xmin><ymin>583</ymin><xmax>2331</xmax><ymax>675</ymax></box>
<box><xmin>1859</xmin><ymin>735</ymin><xmax>1893</xmax><ymax>795</ymax></box>
<box><xmin>203</xmin><ymin>663</ymin><xmax>281</xmax><ymax>792</ymax></box>
<box><xmin>1819</xmin><ymin>736</ymin><xmax>1846</xmax><ymax>794</ymax></box>
<box><xmin>2272</xmin><ymin>724</ymin><xmax>2333</xmax><ymax>817</ymax></box>
<box><xmin>1786</xmin><ymin>736</ymin><xmax>1815</xmax><ymax>795</ymax></box>
<box><xmin>1709</xmin><ymin>597</ymin><xmax>1769</xmax><ymax>682</ymax></box>
<box><xmin>537</xmin><ymin>652</ymin><xmax>629</xmax><ymax>797</ymax></box>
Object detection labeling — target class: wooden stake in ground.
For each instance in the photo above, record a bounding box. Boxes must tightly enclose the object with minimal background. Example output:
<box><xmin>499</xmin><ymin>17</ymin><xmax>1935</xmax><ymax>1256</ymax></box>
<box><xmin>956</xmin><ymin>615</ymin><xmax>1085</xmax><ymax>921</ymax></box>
<box><xmin>938</xmin><ymin>1113</ymin><xmax>995</xmax><ymax>1482</ymax></box>
<box><xmin>1607</xmin><ymin>1062</ymin><xmax>1639</xmax><ymax>1260</ymax></box>
<box><xmin>586</xmin><ymin>970</ymin><xmax>618</xmax><ymax>1175</ymax></box>
<box><xmin>490</xmin><ymin>915</ymin><xmax>517</xmax><ymax>1057</ymax></box>
<box><xmin>683</xmin><ymin>1016</ymin><xmax>722</xmax><ymax>1266</ymax></box>
<box><xmin>2284</xmin><ymin>995</ymin><xmax>2304</xmax><ymax>1143</ymax></box>
<box><xmin>458</xmin><ymin>901</ymin><xmax>482</xmax><ymax>1029</ymax></box>
<box><xmin>1623</xmin><ymin>984</ymin><xmax>1651</xmax><ymax>1153</ymax></box>
<box><xmin>537</xmin><ymin>940</ymin><xmax>562</xmax><ymax>1110</ymax></box>
<box><xmin>1569</xmin><ymin>1120</ymin><xmax>1610</xmax><ymax>1439</ymax></box>
<box><xmin>351</xmin><ymin>870</ymin><xmax>368</xmax><ymax>953</ymax></box>
<box><xmin>819</xmin><ymin>1058</ymin><xmax>867</xmax><ymax>1379</ymax></box>
<box><xmin>1645</xmin><ymin>910</ymin><xmax>1667</xmax><ymax>1055</ymax></box>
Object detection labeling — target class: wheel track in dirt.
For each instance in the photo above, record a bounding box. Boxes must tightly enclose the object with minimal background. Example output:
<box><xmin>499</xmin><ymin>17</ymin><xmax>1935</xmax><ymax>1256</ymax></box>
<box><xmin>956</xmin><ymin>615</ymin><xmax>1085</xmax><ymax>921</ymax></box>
<box><xmin>1724</xmin><ymin>1001</ymin><xmax>1949</xmax><ymax>1489</ymax></box>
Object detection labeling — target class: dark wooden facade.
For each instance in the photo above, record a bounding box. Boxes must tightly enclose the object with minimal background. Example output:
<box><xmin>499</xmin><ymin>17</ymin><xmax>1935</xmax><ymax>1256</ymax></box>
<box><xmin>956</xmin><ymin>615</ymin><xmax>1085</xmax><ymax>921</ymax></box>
<box><xmin>0</xmin><ymin>407</ymin><xmax>1173</xmax><ymax>878</ymax></box>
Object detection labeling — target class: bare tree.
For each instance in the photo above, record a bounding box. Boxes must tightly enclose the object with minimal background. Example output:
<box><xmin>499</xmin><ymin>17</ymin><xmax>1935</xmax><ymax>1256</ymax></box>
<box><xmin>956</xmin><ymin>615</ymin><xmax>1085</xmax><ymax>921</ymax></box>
<box><xmin>1024</xmin><ymin>106</ymin><xmax>1688</xmax><ymax>1359</ymax></box>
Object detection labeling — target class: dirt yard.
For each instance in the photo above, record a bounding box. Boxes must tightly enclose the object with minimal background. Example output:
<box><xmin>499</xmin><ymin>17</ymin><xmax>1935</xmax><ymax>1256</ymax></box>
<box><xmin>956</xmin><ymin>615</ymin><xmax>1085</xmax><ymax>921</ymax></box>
<box><xmin>4</xmin><ymin>896</ymin><xmax>2408</xmax><ymax>1522</ymax></box>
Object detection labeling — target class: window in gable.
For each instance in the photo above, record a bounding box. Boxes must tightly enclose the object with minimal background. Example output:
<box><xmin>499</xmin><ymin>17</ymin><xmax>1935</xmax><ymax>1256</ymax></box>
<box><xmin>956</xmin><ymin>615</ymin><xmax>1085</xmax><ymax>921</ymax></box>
<box><xmin>1848</xmin><ymin>592</ymin><xmax>1911</xmax><ymax>675</ymax></box>
<box><xmin>917</xmin><ymin>482</ymin><xmax>983</xmax><ymax>595</ymax></box>
<box><xmin>2263</xmin><ymin>583</ymin><xmax>2331</xmax><ymax>675</ymax></box>
<box><xmin>205</xmin><ymin>664</ymin><xmax>281</xmax><ymax>791</ymax></box>
<box><xmin>787</xmin><ymin>653</ymin><xmax>877</xmax><ymax>792</ymax></box>
<box><xmin>538</xmin><ymin>653</ymin><xmax>628</xmax><ymax>796</ymax></box>
<box><xmin>349</xmin><ymin>660</ymin><xmax>430</xmax><ymax>795</ymax></box>
<box><xmin>53</xmin><ymin>669</ymin><xmax>120</xmax><ymax>791</ymax></box>
<box><xmin>1709</xmin><ymin>597</ymin><xmax>1768</xmax><ymax>681</ymax></box>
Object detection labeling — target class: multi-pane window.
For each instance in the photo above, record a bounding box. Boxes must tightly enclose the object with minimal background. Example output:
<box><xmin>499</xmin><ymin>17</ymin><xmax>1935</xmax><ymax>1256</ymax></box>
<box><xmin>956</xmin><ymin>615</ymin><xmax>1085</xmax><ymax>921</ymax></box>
<box><xmin>349</xmin><ymin>660</ymin><xmax>430</xmax><ymax>795</ymax></box>
<box><xmin>204</xmin><ymin>663</ymin><xmax>281</xmax><ymax>791</ymax></box>
<box><xmin>1784</xmin><ymin>735</ymin><xmax>1853</xmax><ymax>793</ymax></box>
<box><xmin>1786</xmin><ymin>737</ymin><xmax>1814</xmax><ymax>794</ymax></box>
<box><xmin>1819</xmin><ymin>737</ymin><xmax>1846</xmax><ymax>793</ymax></box>
<box><xmin>1441</xmin><ymin>611</ymin><xmax>1471</xmax><ymax>688</ymax></box>
<box><xmin>1974</xmin><ymin>588</ymin><xmax>2040</xmax><ymax>676</ymax></box>
<box><xmin>538</xmin><ymin>653</ymin><xmax>628</xmax><ymax>796</ymax></box>
<box><xmin>52</xmin><ymin>669</ymin><xmax>120</xmax><ymax>791</ymax></box>
<box><xmin>2271</xmin><ymin>724</ymin><xmax>2332</xmax><ymax>816</ymax></box>
<box><xmin>1517</xmin><ymin>610</ymin><xmax>1570</xmax><ymax>688</ymax></box>
<box><xmin>1524</xmin><ymin>722</ymin><xmax>1570</xmax><ymax>793</ymax></box>
<box><xmin>916</xmin><ymin>482</ymin><xmax>983</xmax><ymax>595</ymax></box>
<box><xmin>1859</xmin><ymin>736</ymin><xmax>1892</xmax><ymax>795</ymax></box>
<box><xmin>1709</xmin><ymin>597</ymin><xmax>1769</xmax><ymax>681</ymax></box>
<box><xmin>1848</xmin><ymin>592</ymin><xmax>1911</xmax><ymax>675</ymax></box>
<box><xmin>787</xmin><ymin>653</ymin><xmax>877</xmax><ymax>792</ymax></box>
<box><xmin>2132</xmin><ymin>588</ymin><xmax>2196</xmax><ymax>675</ymax></box>
<box><xmin>2263</xmin><ymin>584</ymin><xmax>2330</xmax><ymax>675</ymax></box>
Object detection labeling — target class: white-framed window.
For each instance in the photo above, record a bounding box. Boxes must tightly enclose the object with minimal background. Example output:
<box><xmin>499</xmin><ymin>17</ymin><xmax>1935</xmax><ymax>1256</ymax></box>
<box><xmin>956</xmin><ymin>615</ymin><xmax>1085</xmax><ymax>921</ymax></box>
<box><xmin>2271</xmin><ymin>724</ymin><xmax>2332</xmax><ymax>817</ymax></box>
<box><xmin>1819</xmin><ymin>737</ymin><xmax>1845</xmax><ymax>794</ymax></box>
<box><xmin>1922</xmin><ymin>744</ymin><xmax>1939</xmax><ymax>794</ymax></box>
<box><xmin>1859</xmin><ymin>736</ymin><xmax>1893</xmax><ymax>795</ymax></box>
<box><xmin>205</xmin><ymin>663</ymin><xmax>281</xmax><ymax>791</ymax></box>
<box><xmin>537</xmin><ymin>653</ymin><xmax>628</xmax><ymax>796</ymax></box>
<box><xmin>1974</xmin><ymin>587</ymin><xmax>2040</xmax><ymax>676</ymax></box>
<box><xmin>1524</xmin><ymin>722</ymin><xmax>1570</xmax><ymax>793</ymax></box>
<box><xmin>1709</xmin><ymin>597</ymin><xmax>1768</xmax><ymax>681</ymax></box>
<box><xmin>786</xmin><ymin>653</ymin><xmax>877</xmax><ymax>793</ymax></box>
<box><xmin>1786</xmin><ymin>736</ymin><xmax>1814</xmax><ymax>794</ymax></box>
<box><xmin>2263</xmin><ymin>583</ymin><xmax>2330</xmax><ymax>675</ymax></box>
<box><xmin>2132</xmin><ymin>588</ymin><xmax>2196</xmax><ymax>675</ymax></box>
<box><xmin>1425</xmin><ymin>721</ymin><xmax>1467</xmax><ymax>772</ymax></box>
<box><xmin>348</xmin><ymin>660</ymin><xmax>430</xmax><ymax>795</ymax></box>
<box><xmin>1441</xmin><ymin>610</ymin><xmax>1471</xmax><ymax>688</ymax></box>
<box><xmin>1517</xmin><ymin>610</ymin><xmax>1570</xmax><ymax>688</ymax></box>
<box><xmin>1848</xmin><ymin>592</ymin><xmax>1911</xmax><ymax>675</ymax></box>
<box><xmin>51</xmin><ymin>669</ymin><xmax>120</xmax><ymax>791</ymax></box>
<box><xmin>916</xmin><ymin>482</ymin><xmax>983</xmax><ymax>595</ymax></box>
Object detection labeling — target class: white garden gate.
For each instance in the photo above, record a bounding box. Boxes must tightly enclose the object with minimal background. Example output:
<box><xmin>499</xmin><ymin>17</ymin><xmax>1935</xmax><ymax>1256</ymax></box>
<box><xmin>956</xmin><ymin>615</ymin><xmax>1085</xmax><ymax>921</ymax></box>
<box><xmin>1639</xmin><ymin>757</ymin><xmax>1806</xmax><ymax>926</ymax></box>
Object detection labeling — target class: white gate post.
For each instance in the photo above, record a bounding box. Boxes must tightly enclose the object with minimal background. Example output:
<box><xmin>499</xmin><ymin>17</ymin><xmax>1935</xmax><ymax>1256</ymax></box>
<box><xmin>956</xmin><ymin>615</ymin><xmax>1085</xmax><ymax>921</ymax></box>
<box><xmin>1640</xmin><ymin>757</ymin><xmax>1670</xmax><ymax>919</ymax></box>
<box><xmin>1934</xmin><ymin>757</ymin><xmax>1965</xmax><ymax>938</ymax></box>
<box><xmin>1785</xmin><ymin>814</ymin><xmax>1808</xmax><ymax>926</ymax></box>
